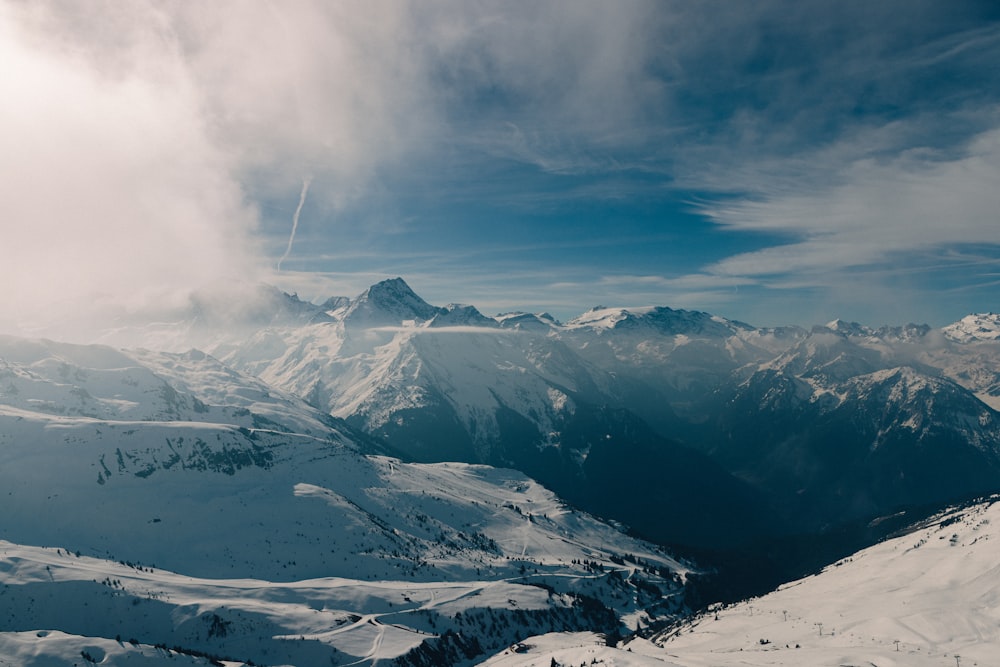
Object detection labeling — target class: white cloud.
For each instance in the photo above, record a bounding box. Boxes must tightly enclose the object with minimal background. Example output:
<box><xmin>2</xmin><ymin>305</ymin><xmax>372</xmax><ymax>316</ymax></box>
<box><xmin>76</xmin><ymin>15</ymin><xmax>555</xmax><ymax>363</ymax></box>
<box><xmin>700</xmin><ymin>126</ymin><xmax>1000</xmax><ymax>282</ymax></box>
<box><xmin>0</xmin><ymin>1</ymin><xmax>461</xmax><ymax>339</ymax></box>
<box><xmin>4</xmin><ymin>0</ymin><xmax>997</xmax><ymax>337</ymax></box>
<box><xmin>0</xmin><ymin>2</ymin><xmax>264</xmax><ymax>338</ymax></box>
<box><xmin>1</xmin><ymin>0</ymin><xmax>668</xmax><ymax>340</ymax></box>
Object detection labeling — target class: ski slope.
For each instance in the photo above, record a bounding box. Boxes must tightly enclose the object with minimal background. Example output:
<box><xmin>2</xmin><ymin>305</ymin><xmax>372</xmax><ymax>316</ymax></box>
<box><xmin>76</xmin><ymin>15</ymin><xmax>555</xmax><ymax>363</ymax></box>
<box><xmin>480</xmin><ymin>497</ymin><xmax>1000</xmax><ymax>666</ymax></box>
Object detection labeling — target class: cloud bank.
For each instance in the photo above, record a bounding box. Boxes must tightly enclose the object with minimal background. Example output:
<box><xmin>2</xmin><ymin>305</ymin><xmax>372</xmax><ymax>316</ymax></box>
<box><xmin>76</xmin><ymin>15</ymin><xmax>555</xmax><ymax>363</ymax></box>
<box><xmin>0</xmin><ymin>3</ymin><xmax>262</xmax><ymax>338</ymax></box>
<box><xmin>2</xmin><ymin>0</ymin><xmax>998</xmax><ymax>337</ymax></box>
<box><xmin>0</xmin><ymin>0</ymin><xmax>671</xmax><ymax>338</ymax></box>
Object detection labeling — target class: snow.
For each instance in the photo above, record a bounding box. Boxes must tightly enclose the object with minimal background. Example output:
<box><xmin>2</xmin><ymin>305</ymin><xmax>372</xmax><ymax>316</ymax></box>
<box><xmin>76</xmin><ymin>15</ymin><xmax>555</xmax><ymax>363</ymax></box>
<box><xmin>0</xmin><ymin>521</ymin><xmax>684</xmax><ymax>665</ymax></box>
<box><xmin>480</xmin><ymin>632</ymin><xmax>685</xmax><ymax>666</ymax></box>
<box><xmin>564</xmin><ymin>307</ymin><xmax>646</xmax><ymax>330</ymax></box>
<box><xmin>651</xmin><ymin>498</ymin><xmax>1000</xmax><ymax>666</ymax></box>
<box><xmin>0</xmin><ymin>630</ymin><xmax>226</xmax><ymax>666</ymax></box>
<box><xmin>479</xmin><ymin>498</ymin><xmax>1000</xmax><ymax>667</ymax></box>
<box><xmin>943</xmin><ymin>313</ymin><xmax>1000</xmax><ymax>343</ymax></box>
<box><xmin>6</xmin><ymin>279</ymin><xmax>1000</xmax><ymax>665</ymax></box>
<box><xmin>0</xmin><ymin>329</ymin><xmax>690</xmax><ymax>665</ymax></box>
<box><xmin>0</xmin><ymin>541</ymin><xmax>515</xmax><ymax>664</ymax></box>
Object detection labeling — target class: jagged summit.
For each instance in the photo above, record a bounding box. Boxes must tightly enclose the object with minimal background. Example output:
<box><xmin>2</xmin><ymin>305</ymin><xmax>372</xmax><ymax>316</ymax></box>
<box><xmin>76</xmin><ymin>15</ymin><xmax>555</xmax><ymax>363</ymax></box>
<box><xmin>429</xmin><ymin>303</ymin><xmax>498</xmax><ymax>328</ymax></box>
<box><xmin>943</xmin><ymin>313</ymin><xmax>1000</xmax><ymax>343</ymax></box>
<box><xmin>821</xmin><ymin>318</ymin><xmax>873</xmax><ymax>337</ymax></box>
<box><xmin>819</xmin><ymin>319</ymin><xmax>931</xmax><ymax>342</ymax></box>
<box><xmin>566</xmin><ymin>304</ymin><xmax>750</xmax><ymax>337</ymax></box>
<box><xmin>320</xmin><ymin>294</ymin><xmax>351</xmax><ymax>312</ymax></box>
<box><xmin>341</xmin><ymin>277</ymin><xmax>443</xmax><ymax>327</ymax></box>
<box><xmin>230</xmin><ymin>278</ymin><xmax>987</xmax><ymax>344</ymax></box>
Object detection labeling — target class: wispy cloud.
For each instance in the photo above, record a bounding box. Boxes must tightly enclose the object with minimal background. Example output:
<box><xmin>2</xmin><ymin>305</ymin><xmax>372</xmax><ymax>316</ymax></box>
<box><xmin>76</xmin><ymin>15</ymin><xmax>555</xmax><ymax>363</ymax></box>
<box><xmin>699</xmin><ymin>126</ymin><xmax>1000</xmax><ymax>280</ymax></box>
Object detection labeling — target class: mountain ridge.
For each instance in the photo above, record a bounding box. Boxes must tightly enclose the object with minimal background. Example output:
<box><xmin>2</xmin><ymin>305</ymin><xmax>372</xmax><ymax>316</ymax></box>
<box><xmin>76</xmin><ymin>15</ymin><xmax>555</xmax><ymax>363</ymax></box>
<box><xmin>0</xmin><ymin>331</ymin><xmax>693</xmax><ymax>664</ymax></box>
<box><xmin>4</xmin><ymin>276</ymin><xmax>1000</xmax><ymax>664</ymax></box>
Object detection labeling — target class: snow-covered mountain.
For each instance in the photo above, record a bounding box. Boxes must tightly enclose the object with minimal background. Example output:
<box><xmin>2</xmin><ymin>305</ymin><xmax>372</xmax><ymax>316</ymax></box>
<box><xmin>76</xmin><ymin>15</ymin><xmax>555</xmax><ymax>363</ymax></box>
<box><xmin>211</xmin><ymin>280</ymin><xmax>1000</xmax><ymax>550</ymax></box>
<box><xmin>215</xmin><ymin>281</ymin><xmax>774</xmax><ymax>551</ymax></box>
<box><xmin>714</xmin><ymin>364</ymin><xmax>1000</xmax><ymax>527</ymax></box>
<box><xmin>943</xmin><ymin>312</ymin><xmax>1000</xmax><ymax>343</ymax></box>
<box><xmin>479</xmin><ymin>495</ymin><xmax>1000</xmax><ymax>666</ymax></box>
<box><xmin>4</xmin><ymin>276</ymin><xmax>1000</xmax><ymax>664</ymax></box>
<box><xmin>0</xmin><ymin>333</ymin><xmax>690</xmax><ymax>665</ymax></box>
<box><xmin>341</xmin><ymin>277</ymin><xmax>444</xmax><ymax>328</ymax></box>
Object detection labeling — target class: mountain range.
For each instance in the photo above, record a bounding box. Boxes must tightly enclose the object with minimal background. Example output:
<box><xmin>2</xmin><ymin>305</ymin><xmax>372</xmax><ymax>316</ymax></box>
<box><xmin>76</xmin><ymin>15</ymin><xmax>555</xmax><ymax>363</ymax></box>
<box><xmin>2</xmin><ymin>277</ymin><xmax>1000</xmax><ymax>664</ymax></box>
<box><xmin>216</xmin><ymin>280</ymin><xmax>1000</xmax><ymax>572</ymax></box>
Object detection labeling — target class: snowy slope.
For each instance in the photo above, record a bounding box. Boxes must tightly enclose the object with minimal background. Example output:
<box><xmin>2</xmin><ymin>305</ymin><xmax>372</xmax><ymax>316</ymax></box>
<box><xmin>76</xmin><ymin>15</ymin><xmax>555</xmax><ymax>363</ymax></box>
<box><xmin>560</xmin><ymin>305</ymin><xmax>784</xmax><ymax>418</ymax></box>
<box><xmin>0</xmin><ymin>333</ymin><xmax>691</xmax><ymax>665</ymax></box>
<box><xmin>711</xmin><ymin>361</ymin><xmax>1000</xmax><ymax>533</ymax></box>
<box><xmin>943</xmin><ymin>313</ymin><xmax>1000</xmax><ymax>343</ymax></box>
<box><xmin>920</xmin><ymin>316</ymin><xmax>1000</xmax><ymax>410</ymax></box>
<box><xmin>216</xmin><ymin>293</ymin><xmax>773</xmax><ymax>551</ymax></box>
<box><xmin>218</xmin><ymin>280</ymin><xmax>791</xmax><ymax>462</ymax></box>
<box><xmin>220</xmin><ymin>284</ymin><xmax>614</xmax><ymax>463</ymax></box>
<box><xmin>655</xmin><ymin>496</ymin><xmax>1000</xmax><ymax>666</ymax></box>
<box><xmin>0</xmin><ymin>533</ymin><xmax>683</xmax><ymax>667</ymax></box>
<box><xmin>479</xmin><ymin>496</ymin><xmax>1000</xmax><ymax>666</ymax></box>
<box><xmin>0</xmin><ymin>335</ymin><xmax>338</xmax><ymax>437</ymax></box>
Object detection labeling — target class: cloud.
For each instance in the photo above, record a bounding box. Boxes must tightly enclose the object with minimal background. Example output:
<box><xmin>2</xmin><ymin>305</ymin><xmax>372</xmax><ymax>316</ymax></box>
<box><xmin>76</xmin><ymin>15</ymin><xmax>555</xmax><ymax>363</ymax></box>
<box><xmin>171</xmin><ymin>3</ymin><xmax>437</xmax><ymax>198</ymax></box>
<box><xmin>651</xmin><ymin>6</ymin><xmax>1000</xmax><ymax>323</ymax></box>
<box><xmin>700</xmin><ymin>126</ymin><xmax>1000</xmax><ymax>281</ymax></box>
<box><xmin>1</xmin><ymin>1</ymin><xmax>667</xmax><ymax>337</ymax></box>
<box><xmin>0</xmin><ymin>1</ymin><xmax>449</xmax><ymax>338</ymax></box>
<box><xmin>4</xmin><ymin>0</ymin><xmax>998</xmax><ymax>339</ymax></box>
<box><xmin>0</xmin><ymin>2</ymin><xmax>264</xmax><ymax>339</ymax></box>
<box><xmin>429</xmin><ymin>1</ymin><xmax>668</xmax><ymax>170</ymax></box>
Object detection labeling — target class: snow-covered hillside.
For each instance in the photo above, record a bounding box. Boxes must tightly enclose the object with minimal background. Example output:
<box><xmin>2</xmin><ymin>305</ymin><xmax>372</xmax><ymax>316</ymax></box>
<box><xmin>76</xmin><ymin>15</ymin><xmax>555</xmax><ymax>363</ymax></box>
<box><xmin>0</xmin><ymin>333</ymin><xmax>690</xmax><ymax>665</ymax></box>
<box><xmin>657</xmin><ymin>495</ymin><xmax>1000</xmax><ymax>666</ymax></box>
<box><xmin>480</xmin><ymin>496</ymin><xmax>1000</xmax><ymax>666</ymax></box>
<box><xmin>4</xmin><ymin>278</ymin><xmax>1000</xmax><ymax>664</ymax></box>
<box><xmin>0</xmin><ymin>531</ymin><xmax>684</xmax><ymax>667</ymax></box>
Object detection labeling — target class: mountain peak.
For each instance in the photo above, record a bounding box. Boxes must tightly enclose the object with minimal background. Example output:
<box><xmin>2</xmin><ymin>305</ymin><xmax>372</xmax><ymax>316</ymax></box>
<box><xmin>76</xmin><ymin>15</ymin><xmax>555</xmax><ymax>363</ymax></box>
<box><xmin>495</xmin><ymin>311</ymin><xmax>560</xmax><ymax>331</ymax></box>
<box><xmin>943</xmin><ymin>313</ymin><xmax>1000</xmax><ymax>343</ymax></box>
<box><xmin>823</xmin><ymin>319</ymin><xmax>873</xmax><ymax>337</ymax></box>
<box><xmin>320</xmin><ymin>295</ymin><xmax>351</xmax><ymax>312</ymax></box>
<box><xmin>343</xmin><ymin>277</ymin><xmax>442</xmax><ymax>327</ymax></box>
<box><xmin>429</xmin><ymin>303</ymin><xmax>498</xmax><ymax>328</ymax></box>
<box><xmin>566</xmin><ymin>305</ymin><xmax>750</xmax><ymax>337</ymax></box>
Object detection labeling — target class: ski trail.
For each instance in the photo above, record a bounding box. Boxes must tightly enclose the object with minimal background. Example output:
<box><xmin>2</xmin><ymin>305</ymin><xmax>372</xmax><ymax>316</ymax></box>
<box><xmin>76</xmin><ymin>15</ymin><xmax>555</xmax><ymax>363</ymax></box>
<box><xmin>370</xmin><ymin>619</ymin><xmax>385</xmax><ymax>666</ymax></box>
<box><xmin>277</xmin><ymin>176</ymin><xmax>312</xmax><ymax>271</ymax></box>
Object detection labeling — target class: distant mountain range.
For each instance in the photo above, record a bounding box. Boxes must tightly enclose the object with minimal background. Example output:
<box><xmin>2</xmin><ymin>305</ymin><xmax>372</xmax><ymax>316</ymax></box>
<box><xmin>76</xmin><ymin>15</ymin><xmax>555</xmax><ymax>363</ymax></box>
<box><xmin>211</xmin><ymin>280</ymin><xmax>1000</xmax><ymax>542</ymax></box>
<box><xmin>3</xmin><ymin>277</ymin><xmax>1000</xmax><ymax>664</ymax></box>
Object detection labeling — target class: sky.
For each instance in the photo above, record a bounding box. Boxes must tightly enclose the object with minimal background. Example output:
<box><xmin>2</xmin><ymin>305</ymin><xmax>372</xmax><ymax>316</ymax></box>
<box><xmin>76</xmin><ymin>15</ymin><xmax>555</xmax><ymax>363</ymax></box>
<box><xmin>2</xmin><ymin>0</ymin><xmax>1000</xmax><ymax>338</ymax></box>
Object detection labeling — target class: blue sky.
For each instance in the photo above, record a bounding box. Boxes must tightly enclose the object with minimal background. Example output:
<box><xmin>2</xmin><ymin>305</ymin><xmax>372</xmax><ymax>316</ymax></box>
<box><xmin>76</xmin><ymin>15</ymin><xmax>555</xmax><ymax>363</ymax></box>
<box><xmin>3</xmin><ymin>1</ymin><xmax>1000</xmax><ymax>335</ymax></box>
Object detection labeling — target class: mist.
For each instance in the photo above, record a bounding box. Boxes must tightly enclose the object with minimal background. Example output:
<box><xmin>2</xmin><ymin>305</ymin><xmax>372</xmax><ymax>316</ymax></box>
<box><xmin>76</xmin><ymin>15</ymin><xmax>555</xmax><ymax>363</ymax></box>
<box><xmin>0</xmin><ymin>2</ymin><xmax>264</xmax><ymax>341</ymax></box>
